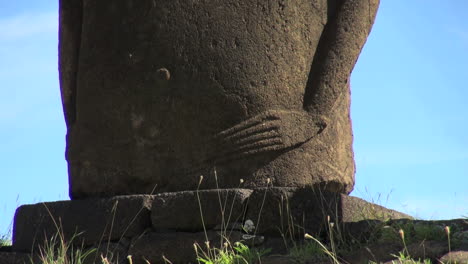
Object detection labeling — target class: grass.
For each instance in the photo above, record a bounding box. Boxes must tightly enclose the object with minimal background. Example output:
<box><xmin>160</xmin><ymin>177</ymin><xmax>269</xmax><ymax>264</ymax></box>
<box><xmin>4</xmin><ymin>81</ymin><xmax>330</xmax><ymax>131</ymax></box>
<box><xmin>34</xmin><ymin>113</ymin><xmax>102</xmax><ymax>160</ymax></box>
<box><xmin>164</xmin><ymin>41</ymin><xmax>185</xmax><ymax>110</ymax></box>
<box><xmin>297</xmin><ymin>216</ymin><xmax>468</xmax><ymax>264</ymax></box>
<box><xmin>0</xmin><ymin>236</ymin><xmax>11</xmax><ymax>247</ymax></box>
<box><xmin>3</xmin><ymin>223</ymin><xmax>463</xmax><ymax>264</ymax></box>
<box><xmin>288</xmin><ymin>240</ymin><xmax>325</xmax><ymax>262</ymax></box>
<box><xmin>192</xmin><ymin>170</ymin><xmax>271</xmax><ymax>264</ymax></box>
<box><xmin>1</xmin><ymin>224</ymin><xmax>12</xmax><ymax>248</ymax></box>
<box><xmin>273</xmin><ymin>188</ymin><xmax>467</xmax><ymax>264</ymax></box>
<box><xmin>34</xmin><ymin>232</ymin><xmax>95</xmax><ymax>264</ymax></box>
<box><xmin>301</xmin><ymin>223</ymin><xmax>457</xmax><ymax>264</ymax></box>
<box><xmin>3</xmin><ymin>177</ymin><xmax>466</xmax><ymax>264</ymax></box>
<box><xmin>194</xmin><ymin>240</ymin><xmax>270</xmax><ymax>264</ymax></box>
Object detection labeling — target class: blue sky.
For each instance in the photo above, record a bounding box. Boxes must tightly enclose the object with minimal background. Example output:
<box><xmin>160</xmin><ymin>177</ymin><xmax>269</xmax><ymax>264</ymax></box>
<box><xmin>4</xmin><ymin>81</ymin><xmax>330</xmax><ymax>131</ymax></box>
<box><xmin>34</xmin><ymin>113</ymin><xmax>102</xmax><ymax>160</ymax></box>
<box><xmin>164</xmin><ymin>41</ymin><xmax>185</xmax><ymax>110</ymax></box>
<box><xmin>1</xmin><ymin>1</ymin><xmax>467</xmax><ymax>235</ymax></box>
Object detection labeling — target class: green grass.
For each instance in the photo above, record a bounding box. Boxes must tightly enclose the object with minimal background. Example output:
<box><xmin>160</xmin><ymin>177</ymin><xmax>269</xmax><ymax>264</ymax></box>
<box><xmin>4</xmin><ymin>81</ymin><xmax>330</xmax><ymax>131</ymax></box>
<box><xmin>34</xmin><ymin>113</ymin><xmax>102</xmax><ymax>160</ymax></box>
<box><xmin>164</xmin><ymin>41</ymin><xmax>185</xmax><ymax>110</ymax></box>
<box><xmin>194</xmin><ymin>241</ymin><xmax>270</xmax><ymax>264</ymax></box>
<box><xmin>192</xmin><ymin>171</ymin><xmax>272</xmax><ymax>264</ymax></box>
<box><xmin>5</xmin><ymin>214</ymin><xmax>466</xmax><ymax>264</ymax></box>
<box><xmin>276</xmin><ymin>191</ymin><xmax>468</xmax><ymax>264</ymax></box>
<box><xmin>297</xmin><ymin>217</ymin><xmax>467</xmax><ymax>264</ymax></box>
<box><xmin>368</xmin><ymin>252</ymin><xmax>432</xmax><ymax>264</ymax></box>
<box><xmin>0</xmin><ymin>231</ymin><xmax>11</xmax><ymax>247</ymax></box>
<box><xmin>0</xmin><ymin>237</ymin><xmax>11</xmax><ymax>247</ymax></box>
<box><xmin>34</xmin><ymin>233</ymin><xmax>95</xmax><ymax>264</ymax></box>
<box><xmin>289</xmin><ymin>240</ymin><xmax>326</xmax><ymax>263</ymax></box>
<box><xmin>5</xmin><ymin>179</ymin><xmax>467</xmax><ymax>264</ymax></box>
<box><xmin>190</xmin><ymin>181</ymin><xmax>466</xmax><ymax>264</ymax></box>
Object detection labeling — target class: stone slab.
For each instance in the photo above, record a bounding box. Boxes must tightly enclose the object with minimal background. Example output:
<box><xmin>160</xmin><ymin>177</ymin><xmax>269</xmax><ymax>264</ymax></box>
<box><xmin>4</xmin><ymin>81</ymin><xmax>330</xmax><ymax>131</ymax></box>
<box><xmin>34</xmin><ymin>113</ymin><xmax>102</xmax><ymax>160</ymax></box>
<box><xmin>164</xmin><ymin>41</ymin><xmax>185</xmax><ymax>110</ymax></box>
<box><xmin>245</xmin><ymin>187</ymin><xmax>412</xmax><ymax>236</ymax></box>
<box><xmin>439</xmin><ymin>251</ymin><xmax>468</xmax><ymax>263</ymax></box>
<box><xmin>13</xmin><ymin>195</ymin><xmax>153</xmax><ymax>252</ymax></box>
<box><xmin>261</xmin><ymin>255</ymin><xmax>331</xmax><ymax>264</ymax></box>
<box><xmin>128</xmin><ymin>231</ymin><xmax>244</xmax><ymax>264</ymax></box>
<box><xmin>83</xmin><ymin>238</ymin><xmax>130</xmax><ymax>264</ymax></box>
<box><xmin>0</xmin><ymin>251</ymin><xmax>32</xmax><ymax>264</ymax></box>
<box><xmin>151</xmin><ymin>189</ymin><xmax>252</xmax><ymax>231</ymax></box>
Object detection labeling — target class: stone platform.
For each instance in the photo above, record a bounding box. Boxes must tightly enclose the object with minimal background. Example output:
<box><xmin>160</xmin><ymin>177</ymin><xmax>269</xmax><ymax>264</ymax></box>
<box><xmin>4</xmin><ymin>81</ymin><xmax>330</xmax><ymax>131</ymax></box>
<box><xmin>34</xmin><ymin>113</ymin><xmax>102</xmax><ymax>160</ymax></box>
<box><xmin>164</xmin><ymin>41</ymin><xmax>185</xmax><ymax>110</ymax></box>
<box><xmin>8</xmin><ymin>187</ymin><xmax>412</xmax><ymax>263</ymax></box>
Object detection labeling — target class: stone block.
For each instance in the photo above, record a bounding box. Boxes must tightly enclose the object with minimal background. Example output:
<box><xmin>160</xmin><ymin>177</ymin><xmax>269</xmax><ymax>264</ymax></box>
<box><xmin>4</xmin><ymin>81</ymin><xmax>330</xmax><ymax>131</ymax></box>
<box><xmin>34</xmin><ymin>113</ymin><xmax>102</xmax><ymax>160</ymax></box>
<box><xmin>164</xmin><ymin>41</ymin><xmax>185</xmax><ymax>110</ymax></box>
<box><xmin>128</xmin><ymin>231</ymin><xmax>243</xmax><ymax>264</ymax></box>
<box><xmin>151</xmin><ymin>189</ymin><xmax>252</xmax><ymax>231</ymax></box>
<box><xmin>439</xmin><ymin>251</ymin><xmax>468</xmax><ymax>263</ymax></box>
<box><xmin>407</xmin><ymin>240</ymin><xmax>447</xmax><ymax>261</ymax></box>
<box><xmin>342</xmin><ymin>242</ymin><xmax>401</xmax><ymax>264</ymax></box>
<box><xmin>0</xmin><ymin>251</ymin><xmax>32</xmax><ymax>264</ymax></box>
<box><xmin>13</xmin><ymin>195</ymin><xmax>153</xmax><ymax>252</ymax></box>
<box><xmin>245</xmin><ymin>187</ymin><xmax>411</xmax><ymax>236</ymax></box>
<box><xmin>261</xmin><ymin>255</ymin><xmax>331</xmax><ymax>264</ymax></box>
<box><xmin>83</xmin><ymin>238</ymin><xmax>130</xmax><ymax>264</ymax></box>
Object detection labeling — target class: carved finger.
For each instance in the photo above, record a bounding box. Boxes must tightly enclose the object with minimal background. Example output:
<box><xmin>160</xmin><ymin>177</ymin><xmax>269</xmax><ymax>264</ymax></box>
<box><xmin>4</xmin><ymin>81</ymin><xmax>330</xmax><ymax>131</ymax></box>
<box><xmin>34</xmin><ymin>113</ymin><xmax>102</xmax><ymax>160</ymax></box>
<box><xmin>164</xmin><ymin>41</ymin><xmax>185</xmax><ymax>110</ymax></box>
<box><xmin>235</xmin><ymin>137</ymin><xmax>283</xmax><ymax>152</ymax></box>
<box><xmin>215</xmin><ymin>112</ymin><xmax>280</xmax><ymax>139</ymax></box>
<box><xmin>228</xmin><ymin>130</ymin><xmax>281</xmax><ymax>149</ymax></box>
<box><xmin>238</xmin><ymin>144</ymin><xmax>285</xmax><ymax>156</ymax></box>
<box><xmin>221</xmin><ymin>120</ymin><xmax>280</xmax><ymax>144</ymax></box>
<box><xmin>221</xmin><ymin>142</ymin><xmax>285</xmax><ymax>162</ymax></box>
<box><xmin>218</xmin><ymin>137</ymin><xmax>283</xmax><ymax>161</ymax></box>
<box><xmin>193</xmin><ymin>135</ymin><xmax>284</xmax><ymax>166</ymax></box>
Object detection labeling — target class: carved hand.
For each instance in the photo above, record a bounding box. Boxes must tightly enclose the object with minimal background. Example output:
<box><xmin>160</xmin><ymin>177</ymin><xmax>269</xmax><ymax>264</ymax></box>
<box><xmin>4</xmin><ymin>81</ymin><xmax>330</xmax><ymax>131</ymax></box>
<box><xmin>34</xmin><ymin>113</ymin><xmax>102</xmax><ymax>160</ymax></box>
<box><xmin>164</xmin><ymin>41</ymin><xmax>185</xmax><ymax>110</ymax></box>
<box><xmin>212</xmin><ymin>110</ymin><xmax>327</xmax><ymax>163</ymax></box>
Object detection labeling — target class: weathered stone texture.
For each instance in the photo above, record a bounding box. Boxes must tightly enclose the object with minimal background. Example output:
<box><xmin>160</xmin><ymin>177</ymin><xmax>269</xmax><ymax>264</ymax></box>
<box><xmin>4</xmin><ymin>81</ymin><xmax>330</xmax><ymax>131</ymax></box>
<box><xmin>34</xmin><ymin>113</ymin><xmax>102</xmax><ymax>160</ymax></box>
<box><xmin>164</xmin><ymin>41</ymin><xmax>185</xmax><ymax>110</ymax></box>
<box><xmin>406</xmin><ymin>240</ymin><xmax>447</xmax><ymax>261</ymax></box>
<box><xmin>0</xmin><ymin>251</ymin><xmax>32</xmax><ymax>264</ymax></box>
<box><xmin>245</xmin><ymin>187</ymin><xmax>411</xmax><ymax>235</ymax></box>
<box><xmin>128</xmin><ymin>231</ymin><xmax>244</xmax><ymax>264</ymax></box>
<box><xmin>12</xmin><ymin>195</ymin><xmax>153</xmax><ymax>252</ymax></box>
<box><xmin>150</xmin><ymin>187</ymin><xmax>411</xmax><ymax>237</ymax></box>
<box><xmin>59</xmin><ymin>0</ymin><xmax>380</xmax><ymax>198</ymax></box>
<box><xmin>83</xmin><ymin>239</ymin><xmax>131</xmax><ymax>264</ymax></box>
<box><xmin>439</xmin><ymin>251</ymin><xmax>468</xmax><ymax>263</ymax></box>
<box><xmin>23</xmin><ymin>188</ymin><xmax>468</xmax><ymax>264</ymax></box>
<box><xmin>151</xmin><ymin>189</ymin><xmax>252</xmax><ymax>231</ymax></box>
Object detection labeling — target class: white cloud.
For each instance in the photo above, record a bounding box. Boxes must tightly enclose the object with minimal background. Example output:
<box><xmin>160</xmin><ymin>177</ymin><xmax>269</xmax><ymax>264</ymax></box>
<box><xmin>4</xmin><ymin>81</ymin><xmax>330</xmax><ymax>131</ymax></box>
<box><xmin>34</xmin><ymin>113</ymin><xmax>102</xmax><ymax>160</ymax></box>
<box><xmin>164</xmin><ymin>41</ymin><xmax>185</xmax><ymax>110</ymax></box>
<box><xmin>0</xmin><ymin>11</ymin><xmax>57</xmax><ymax>41</ymax></box>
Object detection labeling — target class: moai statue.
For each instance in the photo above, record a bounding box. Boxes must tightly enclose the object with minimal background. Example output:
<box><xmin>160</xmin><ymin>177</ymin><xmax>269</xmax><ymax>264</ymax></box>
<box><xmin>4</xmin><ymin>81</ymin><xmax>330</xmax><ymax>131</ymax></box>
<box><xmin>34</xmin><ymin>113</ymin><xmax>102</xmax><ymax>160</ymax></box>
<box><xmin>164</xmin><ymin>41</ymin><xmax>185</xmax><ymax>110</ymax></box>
<box><xmin>59</xmin><ymin>0</ymin><xmax>379</xmax><ymax>198</ymax></box>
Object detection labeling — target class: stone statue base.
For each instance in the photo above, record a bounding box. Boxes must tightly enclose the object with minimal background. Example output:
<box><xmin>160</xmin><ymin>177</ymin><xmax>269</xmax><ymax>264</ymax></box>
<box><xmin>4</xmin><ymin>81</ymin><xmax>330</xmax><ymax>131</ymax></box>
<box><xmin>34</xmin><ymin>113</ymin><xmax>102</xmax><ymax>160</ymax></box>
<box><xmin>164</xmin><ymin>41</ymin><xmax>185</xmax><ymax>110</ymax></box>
<box><xmin>8</xmin><ymin>187</ymin><xmax>414</xmax><ymax>263</ymax></box>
